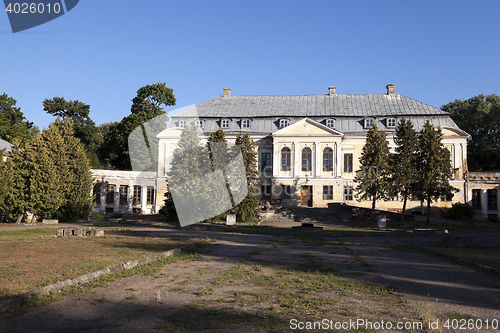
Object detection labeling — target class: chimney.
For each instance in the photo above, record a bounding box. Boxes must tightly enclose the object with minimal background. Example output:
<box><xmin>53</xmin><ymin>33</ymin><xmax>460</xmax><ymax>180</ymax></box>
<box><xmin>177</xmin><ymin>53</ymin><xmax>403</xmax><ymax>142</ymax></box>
<box><xmin>328</xmin><ymin>86</ymin><xmax>336</xmax><ymax>96</ymax></box>
<box><xmin>223</xmin><ymin>88</ymin><xmax>231</xmax><ymax>97</ymax></box>
<box><xmin>386</xmin><ymin>84</ymin><xmax>396</xmax><ymax>95</ymax></box>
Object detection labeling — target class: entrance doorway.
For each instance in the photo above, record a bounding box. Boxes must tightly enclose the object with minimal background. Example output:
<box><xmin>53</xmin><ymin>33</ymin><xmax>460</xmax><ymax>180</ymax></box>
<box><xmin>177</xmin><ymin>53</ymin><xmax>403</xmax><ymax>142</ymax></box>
<box><xmin>300</xmin><ymin>185</ymin><xmax>313</xmax><ymax>207</ymax></box>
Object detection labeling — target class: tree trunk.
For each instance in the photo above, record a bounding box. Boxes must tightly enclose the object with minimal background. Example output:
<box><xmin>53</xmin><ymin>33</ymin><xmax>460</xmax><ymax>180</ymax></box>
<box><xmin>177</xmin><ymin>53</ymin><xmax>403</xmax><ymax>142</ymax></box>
<box><xmin>15</xmin><ymin>213</ymin><xmax>24</xmax><ymax>224</ymax></box>
<box><xmin>401</xmin><ymin>193</ymin><xmax>407</xmax><ymax>223</ymax></box>
<box><xmin>426</xmin><ymin>195</ymin><xmax>431</xmax><ymax>224</ymax></box>
<box><xmin>371</xmin><ymin>197</ymin><xmax>376</xmax><ymax>224</ymax></box>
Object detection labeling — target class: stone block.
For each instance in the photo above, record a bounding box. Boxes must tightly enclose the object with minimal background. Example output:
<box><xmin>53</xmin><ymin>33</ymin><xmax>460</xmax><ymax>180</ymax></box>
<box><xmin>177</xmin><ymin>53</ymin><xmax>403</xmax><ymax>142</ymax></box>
<box><xmin>42</xmin><ymin>219</ymin><xmax>58</xmax><ymax>225</ymax></box>
<box><xmin>226</xmin><ymin>214</ymin><xmax>236</xmax><ymax>225</ymax></box>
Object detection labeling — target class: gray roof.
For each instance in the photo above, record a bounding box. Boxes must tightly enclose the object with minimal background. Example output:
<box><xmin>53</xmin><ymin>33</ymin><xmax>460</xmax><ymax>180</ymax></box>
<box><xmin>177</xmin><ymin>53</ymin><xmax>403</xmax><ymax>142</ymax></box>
<box><xmin>173</xmin><ymin>94</ymin><xmax>450</xmax><ymax>118</ymax></box>
<box><xmin>0</xmin><ymin>139</ymin><xmax>13</xmax><ymax>154</ymax></box>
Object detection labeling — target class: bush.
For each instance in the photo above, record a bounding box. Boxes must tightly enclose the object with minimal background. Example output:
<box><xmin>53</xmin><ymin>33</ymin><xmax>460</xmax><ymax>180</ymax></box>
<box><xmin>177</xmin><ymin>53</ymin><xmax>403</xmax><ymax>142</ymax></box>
<box><xmin>487</xmin><ymin>215</ymin><xmax>500</xmax><ymax>223</ymax></box>
<box><xmin>442</xmin><ymin>203</ymin><xmax>474</xmax><ymax>221</ymax></box>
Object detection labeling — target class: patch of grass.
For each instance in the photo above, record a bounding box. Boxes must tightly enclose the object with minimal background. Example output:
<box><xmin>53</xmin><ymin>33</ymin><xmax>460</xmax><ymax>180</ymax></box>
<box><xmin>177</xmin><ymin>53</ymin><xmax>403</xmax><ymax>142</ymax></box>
<box><xmin>197</xmin><ymin>285</ymin><xmax>214</xmax><ymax>296</ymax></box>
<box><xmin>125</xmin><ymin>294</ymin><xmax>138</xmax><ymax>300</ymax></box>
<box><xmin>427</xmin><ymin>246</ymin><xmax>500</xmax><ymax>270</ymax></box>
<box><xmin>99</xmin><ymin>296</ymin><xmax>107</xmax><ymax>303</ymax></box>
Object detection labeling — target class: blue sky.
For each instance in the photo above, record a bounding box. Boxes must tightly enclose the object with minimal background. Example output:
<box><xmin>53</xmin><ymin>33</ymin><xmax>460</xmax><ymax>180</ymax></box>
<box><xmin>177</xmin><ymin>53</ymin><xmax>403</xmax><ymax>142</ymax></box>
<box><xmin>2</xmin><ymin>0</ymin><xmax>500</xmax><ymax>129</ymax></box>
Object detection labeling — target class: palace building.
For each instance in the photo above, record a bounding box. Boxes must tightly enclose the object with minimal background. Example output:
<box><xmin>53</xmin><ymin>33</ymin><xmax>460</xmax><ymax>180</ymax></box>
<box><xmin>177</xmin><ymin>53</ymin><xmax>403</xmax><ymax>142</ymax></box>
<box><xmin>92</xmin><ymin>84</ymin><xmax>474</xmax><ymax>215</ymax></box>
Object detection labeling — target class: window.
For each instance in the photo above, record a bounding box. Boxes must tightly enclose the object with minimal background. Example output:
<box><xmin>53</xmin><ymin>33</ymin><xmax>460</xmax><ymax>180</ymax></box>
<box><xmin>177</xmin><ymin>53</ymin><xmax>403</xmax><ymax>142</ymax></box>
<box><xmin>93</xmin><ymin>183</ymin><xmax>101</xmax><ymax>204</ymax></box>
<box><xmin>261</xmin><ymin>152</ymin><xmax>272</xmax><ymax>177</ymax></box>
<box><xmin>280</xmin><ymin>185</ymin><xmax>291</xmax><ymax>200</ymax></box>
<box><xmin>387</xmin><ymin>118</ymin><xmax>396</xmax><ymax>127</ymax></box>
<box><xmin>195</xmin><ymin>120</ymin><xmax>202</xmax><ymax>128</ymax></box>
<box><xmin>261</xmin><ymin>185</ymin><xmax>271</xmax><ymax>200</ymax></box>
<box><xmin>302</xmin><ymin>147</ymin><xmax>312</xmax><ymax>172</ymax></box>
<box><xmin>279</xmin><ymin>119</ymin><xmax>289</xmax><ymax>128</ymax></box>
<box><xmin>472</xmin><ymin>189</ymin><xmax>481</xmax><ymax>209</ymax></box>
<box><xmin>106</xmin><ymin>184</ymin><xmax>115</xmax><ymax>204</ymax></box>
<box><xmin>344</xmin><ymin>186</ymin><xmax>353</xmax><ymax>201</ymax></box>
<box><xmin>133</xmin><ymin>185</ymin><xmax>141</xmax><ymax>204</ymax></box>
<box><xmin>323</xmin><ymin>147</ymin><xmax>333</xmax><ymax>171</ymax></box>
<box><xmin>487</xmin><ymin>189</ymin><xmax>497</xmax><ymax>209</ymax></box>
<box><xmin>364</xmin><ymin>118</ymin><xmax>374</xmax><ymax>128</ymax></box>
<box><xmin>326</xmin><ymin>119</ymin><xmax>335</xmax><ymax>128</ymax></box>
<box><xmin>179</xmin><ymin>120</ymin><xmax>186</xmax><ymax>128</ymax></box>
<box><xmin>281</xmin><ymin>147</ymin><xmax>291</xmax><ymax>171</ymax></box>
<box><xmin>323</xmin><ymin>186</ymin><xmax>333</xmax><ymax>200</ymax></box>
<box><xmin>242</xmin><ymin>119</ymin><xmax>250</xmax><ymax>128</ymax></box>
<box><xmin>344</xmin><ymin>153</ymin><xmax>353</xmax><ymax>172</ymax></box>
<box><xmin>221</xmin><ymin>119</ymin><xmax>229</xmax><ymax>128</ymax></box>
<box><xmin>119</xmin><ymin>185</ymin><xmax>128</xmax><ymax>205</ymax></box>
<box><xmin>146</xmin><ymin>186</ymin><xmax>155</xmax><ymax>205</ymax></box>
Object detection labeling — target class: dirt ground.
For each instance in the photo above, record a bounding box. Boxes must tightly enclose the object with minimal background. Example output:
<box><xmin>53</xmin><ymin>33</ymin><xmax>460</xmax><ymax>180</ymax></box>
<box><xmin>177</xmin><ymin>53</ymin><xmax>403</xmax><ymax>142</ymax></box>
<box><xmin>1</xmin><ymin>221</ymin><xmax>500</xmax><ymax>333</ymax></box>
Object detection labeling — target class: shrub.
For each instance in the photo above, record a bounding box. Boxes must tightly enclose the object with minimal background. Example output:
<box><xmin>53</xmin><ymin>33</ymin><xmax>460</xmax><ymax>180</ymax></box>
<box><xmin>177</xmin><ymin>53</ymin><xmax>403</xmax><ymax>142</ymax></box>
<box><xmin>442</xmin><ymin>203</ymin><xmax>474</xmax><ymax>221</ymax></box>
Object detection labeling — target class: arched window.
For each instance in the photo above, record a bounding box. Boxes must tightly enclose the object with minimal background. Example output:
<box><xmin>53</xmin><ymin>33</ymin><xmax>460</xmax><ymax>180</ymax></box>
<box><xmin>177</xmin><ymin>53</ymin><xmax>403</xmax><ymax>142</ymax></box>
<box><xmin>323</xmin><ymin>147</ymin><xmax>333</xmax><ymax>171</ymax></box>
<box><xmin>302</xmin><ymin>147</ymin><xmax>312</xmax><ymax>171</ymax></box>
<box><xmin>281</xmin><ymin>147</ymin><xmax>291</xmax><ymax>171</ymax></box>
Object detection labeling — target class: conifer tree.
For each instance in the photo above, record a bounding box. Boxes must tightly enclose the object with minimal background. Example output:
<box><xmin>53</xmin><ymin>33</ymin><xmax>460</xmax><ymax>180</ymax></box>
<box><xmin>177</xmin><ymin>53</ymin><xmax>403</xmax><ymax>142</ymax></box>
<box><xmin>0</xmin><ymin>148</ymin><xmax>13</xmax><ymax>222</ymax></box>
<box><xmin>56</xmin><ymin>119</ymin><xmax>94</xmax><ymax>221</ymax></box>
<box><xmin>390</xmin><ymin>119</ymin><xmax>418</xmax><ymax>222</ymax></box>
<box><xmin>233</xmin><ymin>132</ymin><xmax>261</xmax><ymax>222</ymax></box>
<box><xmin>415</xmin><ymin>120</ymin><xmax>457</xmax><ymax>223</ymax></box>
<box><xmin>206</xmin><ymin>129</ymin><xmax>232</xmax><ymax>221</ymax></box>
<box><xmin>354</xmin><ymin>124</ymin><xmax>391</xmax><ymax>223</ymax></box>
<box><xmin>162</xmin><ymin>123</ymin><xmax>212</xmax><ymax>224</ymax></box>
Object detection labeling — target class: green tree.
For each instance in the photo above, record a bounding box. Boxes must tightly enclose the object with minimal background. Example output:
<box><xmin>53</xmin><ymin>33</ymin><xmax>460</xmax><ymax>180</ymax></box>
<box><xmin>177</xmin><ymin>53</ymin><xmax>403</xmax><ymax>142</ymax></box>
<box><xmin>390</xmin><ymin>119</ymin><xmax>418</xmax><ymax>222</ymax></box>
<box><xmin>0</xmin><ymin>93</ymin><xmax>38</xmax><ymax>143</ymax></box>
<box><xmin>100</xmin><ymin>83</ymin><xmax>175</xmax><ymax>170</ymax></box>
<box><xmin>414</xmin><ymin>120</ymin><xmax>458</xmax><ymax>224</ymax></box>
<box><xmin>354</xmin><ymin>124</ymin><xmax>391</xmax><ymax>223</ymax></box>
<box><xmin>162</xmin><ymin>123</ymin><xmax>211</xmax><ymax>224</ymax></box>
<box><xmin>233</xmin><ymin>132</ymin><xmax>261</xmax><ymax>222</ymax></box>
<box><xmin>43</xmin><ymin>97</ymin><xmax>102</xmax><ymax>167</ymax></box>
<box><xmin>56</xmin><ymin>119</ymin><xmax>94</xmax><ymax>222</ymax></box>
<box><xmin>442</xmin><ymin>94</ymin><xmax>500</xmax><ymax>171</ymax></box>
<box><xmin>0</xmin><ymin>148</ymin><xmax>13</xmax><ymax>222</ymax></box>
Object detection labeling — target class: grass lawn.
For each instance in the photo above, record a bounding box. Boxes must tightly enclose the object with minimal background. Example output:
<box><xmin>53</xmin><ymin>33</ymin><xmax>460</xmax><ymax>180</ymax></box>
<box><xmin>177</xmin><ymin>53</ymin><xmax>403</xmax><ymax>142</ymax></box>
<box><xmin>427</xmin><ymin>246</ymin><xmax>500</xmax><ymax>271</ymax></box>
<box><xmin>0</xmin><ymin>228</ymin><xmax>194</xmax><ymax>299</ymax></box>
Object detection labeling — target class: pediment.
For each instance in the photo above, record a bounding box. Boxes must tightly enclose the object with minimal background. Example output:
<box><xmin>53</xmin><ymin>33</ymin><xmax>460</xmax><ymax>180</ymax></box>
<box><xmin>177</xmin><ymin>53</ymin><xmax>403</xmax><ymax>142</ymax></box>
<box><xmin>156</xmin><ymin>127</ymin><xmax>185</xmax><ymax>139</ymax></box>
<box><xmin>272</xmin><ymin>118</ymin><xmax>343</xmax><ymax>137</ymax></box>
<box><xmin>441</xmin><ymin>126</ymin><xmax>470</xmax><ymax>138</ymax></box>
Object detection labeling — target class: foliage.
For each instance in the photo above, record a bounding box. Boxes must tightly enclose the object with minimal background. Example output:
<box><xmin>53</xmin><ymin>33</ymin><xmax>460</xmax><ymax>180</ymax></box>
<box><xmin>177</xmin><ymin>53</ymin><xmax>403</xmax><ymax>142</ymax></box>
<box><xmin>390</xmin><ymin>119</ymin><xmax>418</xmax><ymax>222</ymax></box>
<box><xmin>233</xmin><ymin>132</ymin><xmax>261</xmax><ymax>222</ymax></box>
<box><xmin>43</xmin><ymin>97</ymin><xmax>102</xmax><ymax>166</ymax></box>
<box><xmin>99</xmin><ymin>83</ymin><xmax>175</xmax><ymax>170</ymax></box>
<box><xmin>354</xmin><ymin>124</ymin><xmax>391</xmax><ymax>223</ymax></box>
<box><xmin>442</xmin><ymin>203</ymin><xmax>474</xmax><ymax>221</ymax></box>
<box><xmin>162</xmin><ymin>123</ymin><xmax>210</xmax><ymax>224</ymax></box>
<box><xmin>2</xmin><ymin>119</ymin><xmax>93</xmax><ymax>222</ymax></box>
<box><xmin>442</xmin><ymin>94</ymin><xmax>500</xmax><ymax>171</ymax></box>
<box><xmin>0</xmin><ymin>93</ymin><xmax>38</xmax><ymax>143</ymax></box>
<box><xmin>414</xmin><ymin>120</ymin><xmax>458</xmax><ymax>223</ymax></box>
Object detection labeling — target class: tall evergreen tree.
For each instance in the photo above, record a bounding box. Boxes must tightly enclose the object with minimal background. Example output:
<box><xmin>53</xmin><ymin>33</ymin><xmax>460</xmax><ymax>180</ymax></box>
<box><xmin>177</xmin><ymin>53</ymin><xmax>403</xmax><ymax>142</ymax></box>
<box><xmin>0</xmin><ymin>93</ymin><xmax>38</xmax><ymax>143</ymax></box>
<box><xmin>354</xmin><ymin>124</ymin><xmax>391</xmax><ymax>223</ymax></box>
<box><xmin>56</xmin><ymin>119</ymin><xmax>94</xmax><ymax>221</ymax></box>
<box><xmin>0</xmin><ymin>148</ymin><xmax>13</xmax><ymax>222</ymax></box>
<box><xmin>390</xmin><ymin>119</ymin><xmax>418</xmax><ymax>222</ymax></box>
<box><xmin>415</xmin><ymin>120</ymin><xmax>458</xmax><ymax>223</ymax></box>
<box><xmin>233</xmin><ymin>132</ymin><xmax>261</xmax><ymax>222</ymax></box>
<box><xmin>162</xmin><ymin>123</ymin><xmax>212</xmax><ymax>224</ymax></box>
<box><xmin>206</xmin><ymin>129</ymin><xmax>232</xmax><ymax>221</ymax></box>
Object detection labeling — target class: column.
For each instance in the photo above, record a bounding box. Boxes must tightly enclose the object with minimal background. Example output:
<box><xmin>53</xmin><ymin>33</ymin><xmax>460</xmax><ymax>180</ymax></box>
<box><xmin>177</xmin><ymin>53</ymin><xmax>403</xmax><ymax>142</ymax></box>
<box><xmin>335</xmin><ymin>143</ymin><xmax>341</xmax><ymax>178</ymax></box>
<box><xmin>272</xmin><ymin>143</ymin><xmax>279</xmax><ymax>178</ymax></box>
<box><xmin>293</xmin><ymin>142</ymin><xmax>299</xmax><ymax>177</ymax></box>
<box><xmin>482</xmin><ymin>189</ymin><xmax>488</xmax><ymax>218</ymax></box>
<box><xmin>100</xmin><ymin>185</ymin><xmax>106</xmax><ymax>213</ymax></box>
<box><xmin>141</xmin><ymin>186</ymin><xmax>147</xmax><ymax>214</ymax></box>
<box><xmin>314</xmin><ymin>142</ymin><xmax>320</xmax><ymax>177</ymax></box>
<box><xmin>164</xmin><ymin>143</ymin><xmax>170</xmax><ymax>176</ymax></box>
<box><xmin>114</xmin><ymin>188</ymin><xmax>119</xmax><ymax>213</ymax></box>
<box><xmin>127</xmin><ymin>184</ymin><xmax>133</xmax><ymax>213</ymax></box>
